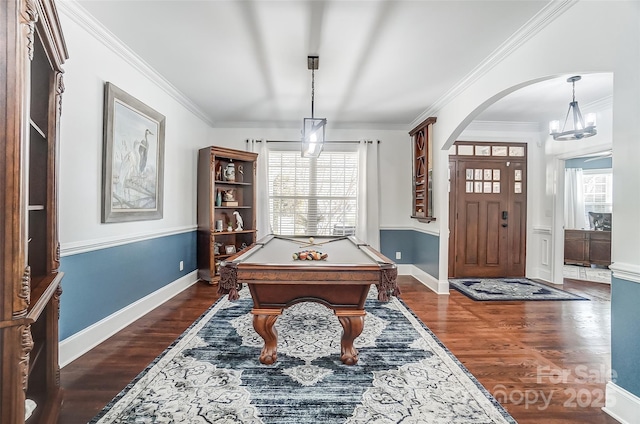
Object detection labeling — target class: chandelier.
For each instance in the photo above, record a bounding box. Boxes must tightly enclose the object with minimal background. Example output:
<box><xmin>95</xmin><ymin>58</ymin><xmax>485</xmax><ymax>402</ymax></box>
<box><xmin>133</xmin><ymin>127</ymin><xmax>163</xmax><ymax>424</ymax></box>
<box><xmin>549</xmin><ymin>76</ymin><xmax>597</xmax><ymax>141</ymax></box>
<box><xmin>301</xmin><ymin>55</ymin><xmax>327</xmax><ymax>158</ymax></box>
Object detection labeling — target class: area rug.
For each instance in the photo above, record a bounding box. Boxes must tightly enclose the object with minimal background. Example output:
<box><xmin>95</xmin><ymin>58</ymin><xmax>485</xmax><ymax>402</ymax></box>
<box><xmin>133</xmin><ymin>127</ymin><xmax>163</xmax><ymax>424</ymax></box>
<box><xmin>563</xmin><ymin>265</ymin><xmax>611</xmax><ymax>284</ymax></box>
<box><xmin>90</xmin><ymin>287</ymin><xmax>516</xmax><ymax>424</ymax></box>
<box><xmin>449</xmin><ymin>277</ymin><xmax>589</xmax><ymax>301</ymax></box>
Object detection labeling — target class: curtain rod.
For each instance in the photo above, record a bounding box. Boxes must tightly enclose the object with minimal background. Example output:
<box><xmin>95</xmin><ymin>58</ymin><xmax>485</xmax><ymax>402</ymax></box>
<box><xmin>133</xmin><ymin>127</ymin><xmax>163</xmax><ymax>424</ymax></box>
<box><xmin>247</xmin><ymin>139</ymin><xmax>379</xmax><ymax>144</ymax></box>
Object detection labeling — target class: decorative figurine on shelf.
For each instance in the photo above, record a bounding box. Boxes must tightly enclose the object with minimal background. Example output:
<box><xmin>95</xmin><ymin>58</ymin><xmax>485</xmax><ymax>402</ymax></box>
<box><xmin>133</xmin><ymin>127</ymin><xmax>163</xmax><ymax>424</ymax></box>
<box><xmin>223</xmin><ymin>189</ymin><xmax>236</xmax><ymax>202</ymax></box>
<box><xmin>240</xmin><ymin>242</ymin><xmax>248</xmax><ymax>250</ymax></box>
<box><xmin>214</xmin><ymin>242</ymin><xmax>223</xmax><ymax>255</ymax></box>
<box><xmin>237</xmin><ymin>164</ymin><xmax>244</xmax><ymax>182</ymax></box>
<box><xmin>215</xmin><ymin>161</ymin><xmax>222</xmax><ymax>181</ymax></box>
<box><xmin>215</xmin><ymin>190</ymin><xmax>222</xmax><ymax>207</ymax></box>
<box><xmin>215</xmin><ymin>219</ymin><xmax>223</xmax><ymax>232</ymax></box>
<box><xmin>224</xmin><ymin>160</ymin><xmax>236</xmax><ymax>182</ymax></box>
<box><xmin>222</xmin><ymin>189</ymin><xmax>238</xmax><ymax>206</ymax></box>
<box><xmin>233</xmin><ymin>210</ymin><xmax>244</xmax><ymax>231</ymax></box>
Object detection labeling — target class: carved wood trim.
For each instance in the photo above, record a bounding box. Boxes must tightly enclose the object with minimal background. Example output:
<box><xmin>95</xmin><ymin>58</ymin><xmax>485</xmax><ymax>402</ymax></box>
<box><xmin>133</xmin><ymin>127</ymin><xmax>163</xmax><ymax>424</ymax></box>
<box><xmin>20</xmin><ymin>324</ymin><xmax>34</xmax><ymax>391</ymax></box>
<box><xmin>56</xmin><ymin>73</ymin><xmax>65</xmax><ymax>117</ymax></box>
<box><xmin>21</xmin><ymin>0</ymin><xmax>38</xmax><ymax>60</ymax></box>
<box><xmin>54</xmin><ymin>283</ymin><xmax>62</xmax><ymax>318</ymax></box>
<box><xmin>14</xmin><ymin>266</ymin><xmax>31</xmax><ymax>318</ymax></box>
<box><xmin>54</xmin><ymin>284</ymin><xmax>63</xmax><ymax>388</ymax></box>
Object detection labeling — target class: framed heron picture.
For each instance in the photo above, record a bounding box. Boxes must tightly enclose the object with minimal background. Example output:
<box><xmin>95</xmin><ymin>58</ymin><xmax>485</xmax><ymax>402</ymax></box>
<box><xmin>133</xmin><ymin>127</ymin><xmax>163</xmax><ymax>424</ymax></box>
<box><xmin>102</xmin><ymin>82</ymin><xmax>166</xmax><ymax>222</ymax></box>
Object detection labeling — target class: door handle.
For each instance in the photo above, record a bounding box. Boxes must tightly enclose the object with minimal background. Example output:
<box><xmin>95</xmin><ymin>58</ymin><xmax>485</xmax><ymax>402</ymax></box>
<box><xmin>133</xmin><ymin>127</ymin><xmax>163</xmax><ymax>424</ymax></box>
<box><xmin>502</xmin><ymin>223</ymin><xmax>508</xmax><ymax>228</ymax></box>
<box><xmin>502</xmin><ymin>211</ymin><xmax>508</xmax><ymax>220</ymax></box>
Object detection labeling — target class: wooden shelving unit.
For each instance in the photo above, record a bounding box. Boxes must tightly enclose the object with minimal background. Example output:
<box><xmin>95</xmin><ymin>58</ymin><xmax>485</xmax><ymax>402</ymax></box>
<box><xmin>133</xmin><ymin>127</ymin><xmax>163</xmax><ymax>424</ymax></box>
<box><xmin>409</xmin><ymin>117</ymin><xmax>437</xmax><ymax>223</ymax></box>
<box><xmin>197</xmin><ymin>146</ymin><xmax>258</xmax><ymax>284</ymax></box>
<box><xmin>1</xmin><ymin>0</ymin><xmax>68</xmax><ymax>422</ymax></box>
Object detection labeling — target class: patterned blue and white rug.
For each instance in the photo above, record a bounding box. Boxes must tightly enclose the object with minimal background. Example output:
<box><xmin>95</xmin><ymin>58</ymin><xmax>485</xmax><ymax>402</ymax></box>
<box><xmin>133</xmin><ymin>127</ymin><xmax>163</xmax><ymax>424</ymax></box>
<box><xmin>449</xmin><ymin>278</ymin><xmax>589</xmax><ymax>301</ymax></box>
<box><xmin>90</xmin><ymin>287</ymin><xmax>516</xmax><ymax>423</ymax></box>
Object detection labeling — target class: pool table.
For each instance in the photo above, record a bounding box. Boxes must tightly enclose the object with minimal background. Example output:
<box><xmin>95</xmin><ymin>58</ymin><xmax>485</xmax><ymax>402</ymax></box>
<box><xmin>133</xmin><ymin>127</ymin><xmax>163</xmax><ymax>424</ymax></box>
<box><xmin>219</xmin><ymin>235</ymin><xmax>398</xmax><ymax>365</ymax></box>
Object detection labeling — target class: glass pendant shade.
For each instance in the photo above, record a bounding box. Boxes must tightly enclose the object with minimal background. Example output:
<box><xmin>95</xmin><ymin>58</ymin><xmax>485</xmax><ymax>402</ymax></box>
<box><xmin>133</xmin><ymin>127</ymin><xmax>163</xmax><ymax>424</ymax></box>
<box><xmin>301</xmin><ymin>117</ymin><xmax>326</xmax><ymax>158</ymax></box>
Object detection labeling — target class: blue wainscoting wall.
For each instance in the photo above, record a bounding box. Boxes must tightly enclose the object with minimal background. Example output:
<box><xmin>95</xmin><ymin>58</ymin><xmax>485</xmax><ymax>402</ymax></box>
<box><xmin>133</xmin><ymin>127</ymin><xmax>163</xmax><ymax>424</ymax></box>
<box><xmin>380</xmin><ymin>229</ymin><xmax>414</xmax><ymax>265</ymax></box>
<box><xmin>413</xmin><ymin>230</ymin><xmax>439</xmax><ymax>279</ymax></box>
<box><xmin>611</xmin><ymin>276</ymin><xmax>640</xmax><ymax>397</ymax></box>
<box><xmin>380</xmin><ymin>229</ymin><xmax>439</xmax><ymax>279</ymax></box>
<box><xmin>59</xmin><ymin>231</ymin><xmax>197</xmax><ymax>340</ymax></box>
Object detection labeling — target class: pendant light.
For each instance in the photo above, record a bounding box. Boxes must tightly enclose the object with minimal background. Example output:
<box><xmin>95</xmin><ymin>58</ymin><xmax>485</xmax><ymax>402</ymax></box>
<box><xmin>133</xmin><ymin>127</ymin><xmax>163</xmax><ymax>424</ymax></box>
<box><xmin>301</xmin><ymin>55</ymin><xmax>327</xmax><ymax>158</ymax></box>
<box><xmin>549</xmin><ymin>76</ymin><xmax>597</xmax><ymax>141</ymax></box>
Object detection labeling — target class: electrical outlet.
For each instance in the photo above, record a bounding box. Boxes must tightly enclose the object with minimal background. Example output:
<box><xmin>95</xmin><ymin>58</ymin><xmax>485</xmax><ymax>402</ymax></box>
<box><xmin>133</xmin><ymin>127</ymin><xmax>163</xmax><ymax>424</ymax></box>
<box><xmin>179</xmin><ymin>260</ymin><xmax>184</xmax><ymax>271</ymax></box>
<box><xmin>395</xmin><ymin>251</ymin><xmax>401</xmax><ymax>260</ymax></box>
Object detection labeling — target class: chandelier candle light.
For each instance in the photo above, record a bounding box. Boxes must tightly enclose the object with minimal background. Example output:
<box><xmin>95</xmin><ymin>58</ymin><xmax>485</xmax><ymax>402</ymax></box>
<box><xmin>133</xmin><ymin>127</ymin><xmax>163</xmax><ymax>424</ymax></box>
<box><xmin>301</xmin><ymin>55</ymin><xmax>327</xmax><ymax>158</ymax></box>
<box><xmin>549</xmin><ymin>75</ymin><xmax>597</xmax><ymax>141</ymax></box>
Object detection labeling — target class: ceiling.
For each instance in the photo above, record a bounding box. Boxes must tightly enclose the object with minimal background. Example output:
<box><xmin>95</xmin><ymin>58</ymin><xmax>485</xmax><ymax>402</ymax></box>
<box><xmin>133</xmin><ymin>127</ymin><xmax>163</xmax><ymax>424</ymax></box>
<box><xmin>73</xmin><ymin>0</ymin><xmax>613</xmax><ymax>131</ymax></box>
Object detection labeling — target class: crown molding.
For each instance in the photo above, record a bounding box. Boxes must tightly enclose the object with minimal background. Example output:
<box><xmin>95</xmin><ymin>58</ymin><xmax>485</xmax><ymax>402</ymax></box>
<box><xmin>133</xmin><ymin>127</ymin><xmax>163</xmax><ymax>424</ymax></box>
<box><xmin>57</xmin><ymin>0</ymin><xmax>215</xmax><ymax>127</ymax></box>
<box><xmin>213</xmin><ymin>119</ymin><xmax>408</xmax><ymax>131</ymax></box>
<box><xmin>584</xmin><ymin>95</ymin><xmax>613</xmax><ymax>113</ymax></box>
<box><xmin>410</xmin><ymin>0</ymin><xmax>578</xmax><ymax>129</ymax></box>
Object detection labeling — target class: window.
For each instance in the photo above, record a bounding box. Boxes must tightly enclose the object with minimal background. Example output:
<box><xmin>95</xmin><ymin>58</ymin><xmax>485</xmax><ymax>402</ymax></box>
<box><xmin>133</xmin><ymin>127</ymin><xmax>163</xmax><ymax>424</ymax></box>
<box><xmin>582</xmin><ymin>169</ymin><xmax>613</xmax><ymax>225</ymax></box>
<box><xmin>268</xmin><ymin>150</ymin><xmax>358</xmax><ymax>236</ymax></box>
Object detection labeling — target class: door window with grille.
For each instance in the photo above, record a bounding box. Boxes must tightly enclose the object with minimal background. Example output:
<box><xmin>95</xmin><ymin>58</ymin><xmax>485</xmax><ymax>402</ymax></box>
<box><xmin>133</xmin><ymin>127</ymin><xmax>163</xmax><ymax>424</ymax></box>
<box><xmin>268</xmin><ymin>149</ymin><xmax>358</xmax><ymax>236</ymax></box>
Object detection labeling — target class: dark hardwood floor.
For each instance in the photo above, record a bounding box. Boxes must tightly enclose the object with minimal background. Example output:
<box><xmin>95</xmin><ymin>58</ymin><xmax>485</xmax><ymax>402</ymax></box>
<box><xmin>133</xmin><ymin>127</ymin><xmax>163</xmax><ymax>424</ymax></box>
<box><xmin>59</xmin><ymin>277</ymin><xmax>617</xmax><ymax>423</ymax></box>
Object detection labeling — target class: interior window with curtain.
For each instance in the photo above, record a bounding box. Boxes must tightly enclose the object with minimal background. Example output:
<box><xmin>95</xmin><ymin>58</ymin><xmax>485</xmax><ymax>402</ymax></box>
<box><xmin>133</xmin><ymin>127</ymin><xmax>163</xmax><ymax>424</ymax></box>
<box><xmin>565</xmin><ymin>167</ymin><xmax>613</xmax><ymax>230</ymax></box>
<box><xmin>268</xmin><ymin>149</ymin><xmax>358</xmax><ymax>236</ymax></box>
<box><xmin>583</xmin><ymin>169</ymin><xmax>613</xmax><ymax>222</ymax></box>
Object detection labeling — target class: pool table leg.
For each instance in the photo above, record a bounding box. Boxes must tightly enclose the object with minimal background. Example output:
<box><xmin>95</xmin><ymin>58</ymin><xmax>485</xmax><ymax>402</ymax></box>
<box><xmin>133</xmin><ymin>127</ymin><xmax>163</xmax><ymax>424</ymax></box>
<box><xmin>336</xmin><ymin>310</ymin><xmax>366</xmax><ymax>365</ymax></box>
<box><xmin>252</xmin><ymin>308</ymin><xmax>282</xmax><ymax>365</ymax></box>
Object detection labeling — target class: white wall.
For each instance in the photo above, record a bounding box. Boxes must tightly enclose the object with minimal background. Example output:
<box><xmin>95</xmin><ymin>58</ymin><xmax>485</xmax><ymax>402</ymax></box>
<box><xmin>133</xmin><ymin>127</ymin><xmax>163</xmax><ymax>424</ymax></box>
<box><xmin>419</xmin><ymin>1</ymin><xmax>638</xmax><ymax>284</ymax></box>
<box><xmin>58</xmin><ymin>9</ymin><xmax>212</xmax><ymax>253</ymax></box>
<box><xmin>209</xmin><ymin>127</ymin><xmax>412</xmax><ymax>230</ymax></box>
<box><xmin>58</xmin><ymin>0</ymin><xmax>414</xmax><ymax>254</ymax></box>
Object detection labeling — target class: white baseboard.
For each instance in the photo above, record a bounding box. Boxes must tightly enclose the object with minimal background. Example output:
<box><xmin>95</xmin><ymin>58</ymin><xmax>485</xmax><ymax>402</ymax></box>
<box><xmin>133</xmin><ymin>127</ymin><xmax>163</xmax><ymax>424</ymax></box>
<box><xmin>398</xmin><ymin>264</ymin><xmax>449</xmax><ymax>295</ymax></box>
<box><xmin>603</xmin><ymin>381</ymin><xmax>640</xmax><ymax>424</ymax></box>
<box><xmin>533</xmin><ymin>267</ymin><xmax>553</xmax><ymax>283</ymax></box>
<box><xmin>537</xmin><ymin>277</ymin><xmax>562</xmax><ymax>285</ymax></box>
<box><xmin>59</xmin><ymin>271</ymin><xmax>199</xmax><ymax>367</ymax></box>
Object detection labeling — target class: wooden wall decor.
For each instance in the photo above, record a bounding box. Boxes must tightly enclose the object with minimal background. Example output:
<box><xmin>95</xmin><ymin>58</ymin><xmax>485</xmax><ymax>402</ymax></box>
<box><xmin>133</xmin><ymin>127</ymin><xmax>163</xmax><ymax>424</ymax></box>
<box><xmin>409</xmin><ymin>117</ymin><xmax>437</xmax><ymax>223</ymax></box>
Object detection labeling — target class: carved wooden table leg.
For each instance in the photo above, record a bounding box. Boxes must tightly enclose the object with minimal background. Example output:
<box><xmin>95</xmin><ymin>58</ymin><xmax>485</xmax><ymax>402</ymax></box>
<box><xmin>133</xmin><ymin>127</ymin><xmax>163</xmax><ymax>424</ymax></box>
<box><xmin>336</xmin><ymin>310</ymin><xmax>366</xmax><ymax>365</ymax></box>
<box><xmin>251</xmin><ymin>308</ymin><xmax>282</xmax><ymax>365</ymax></box>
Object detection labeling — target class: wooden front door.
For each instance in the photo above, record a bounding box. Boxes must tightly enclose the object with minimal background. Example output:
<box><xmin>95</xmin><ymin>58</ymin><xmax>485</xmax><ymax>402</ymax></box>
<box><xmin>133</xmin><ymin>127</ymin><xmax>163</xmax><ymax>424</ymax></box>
<box><xmin>450</xmin><ymin>144</ymin><xmax>527</xmax><ymax>278</ymax></box>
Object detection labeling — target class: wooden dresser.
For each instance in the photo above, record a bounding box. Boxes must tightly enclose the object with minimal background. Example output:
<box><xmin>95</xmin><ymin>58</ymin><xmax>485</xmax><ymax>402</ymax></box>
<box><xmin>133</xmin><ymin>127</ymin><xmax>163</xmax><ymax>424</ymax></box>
<box><xmin>564</xmin><ymin>229</ymin><xmax>611</xmax><ymax>267</ymax></box>
<box><xmin>1</xmin><ymin>0</ymin><xmax>68</xmax><ymax>422</ymax></box>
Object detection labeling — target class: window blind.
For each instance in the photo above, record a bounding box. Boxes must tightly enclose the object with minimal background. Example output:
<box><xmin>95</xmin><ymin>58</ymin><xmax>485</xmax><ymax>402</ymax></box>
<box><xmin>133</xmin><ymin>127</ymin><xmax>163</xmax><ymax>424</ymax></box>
<box><xmin>268</xmin><ymin>150</ymin><xmax>358</xmax><ymax>236</ymax></box>
<box><xmin>583</xmin><ymin>169</ymin><xmax>613</xmax><ymax>214</ymax></box>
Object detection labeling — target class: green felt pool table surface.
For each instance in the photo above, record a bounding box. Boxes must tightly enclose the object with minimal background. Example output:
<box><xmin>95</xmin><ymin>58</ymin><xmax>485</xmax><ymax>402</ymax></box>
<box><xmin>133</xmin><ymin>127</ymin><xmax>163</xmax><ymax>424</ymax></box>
<box><xmin>218</xmin><ymin>234</ymin><xmax>398</xmax><ymax>365</ymax></box>
<box><xmin>231</xmin><ymin>235</ymin><xmax>384</xmax><ymax>266</ymax></box>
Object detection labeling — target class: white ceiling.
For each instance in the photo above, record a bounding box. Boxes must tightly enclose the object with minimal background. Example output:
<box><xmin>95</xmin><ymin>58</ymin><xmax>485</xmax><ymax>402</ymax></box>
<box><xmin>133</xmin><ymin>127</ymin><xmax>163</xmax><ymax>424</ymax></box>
<box><xmin>73</xmin><ymin>0</ymin><xmax>613</xmax><ymax>130</ymax></box>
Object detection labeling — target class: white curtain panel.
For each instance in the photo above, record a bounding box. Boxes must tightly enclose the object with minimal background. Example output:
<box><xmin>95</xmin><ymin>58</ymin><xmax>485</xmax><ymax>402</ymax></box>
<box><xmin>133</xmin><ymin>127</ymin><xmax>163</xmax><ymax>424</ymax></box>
<box><xmin>564</xmin><ymin>168</ymin><xmax>586</xmax><ymax>229</ymax></box>
<box><xmin>248</xmin><ymin>139</ymin><xmax>272</xmax><ymax>239</ymax></box>
<box><xmin>356</xmin><ymin>140</ymin><xmax>380</xmax><ymax>249</ymax></box>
